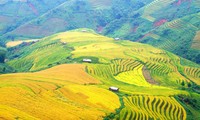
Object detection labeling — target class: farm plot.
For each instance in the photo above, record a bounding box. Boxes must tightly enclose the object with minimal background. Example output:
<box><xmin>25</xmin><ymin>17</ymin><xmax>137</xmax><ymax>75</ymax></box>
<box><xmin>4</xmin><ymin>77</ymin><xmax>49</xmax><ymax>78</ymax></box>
<box><xmin>142</xmin><ymin>0</ymin><xmax>176</xmax><ymax>22</ymax></box>
<box><xmin>118</xmin><ymin>95</ymin><xmax>187</xmax><ymax>120</ymax></box>
<box><xmin>114</xmin><ymin>64</ymin><xmax>150</xmax><ymax>87</ymax></box>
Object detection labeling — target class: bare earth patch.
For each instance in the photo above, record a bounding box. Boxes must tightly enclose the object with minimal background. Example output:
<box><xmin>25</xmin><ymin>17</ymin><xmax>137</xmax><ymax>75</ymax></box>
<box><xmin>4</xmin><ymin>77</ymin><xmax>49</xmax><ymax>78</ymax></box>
<box><xmin>191</xmin><ymin>31</ymin><xmax>200</xmax><ymax>50</ymax></box>
<box><xmin>142</xmin><ymin>66</ymin><xmax>158</xmax><ymax>85</ymax></box>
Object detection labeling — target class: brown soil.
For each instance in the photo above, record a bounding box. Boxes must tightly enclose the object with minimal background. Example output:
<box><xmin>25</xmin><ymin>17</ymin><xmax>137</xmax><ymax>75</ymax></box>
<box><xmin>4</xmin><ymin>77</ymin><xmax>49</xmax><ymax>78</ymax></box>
<box><xmin>142</xmin><ymin>66</ymin><xmax>158</xmax><ymax>85</ymax></box>
<box><xmin>191</xmin><ymin>31</ymin><xmax>200</xmax><ymax>50</ymax></box>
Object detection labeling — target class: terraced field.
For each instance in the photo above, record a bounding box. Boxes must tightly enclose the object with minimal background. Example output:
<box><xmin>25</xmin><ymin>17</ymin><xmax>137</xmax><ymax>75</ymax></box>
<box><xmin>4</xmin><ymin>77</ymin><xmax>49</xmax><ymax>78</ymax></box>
<box><xmin>164</xmin><ymin>19</ymin><xmax>186</xmax><ymax>30</ymax></box>
<box><xmin>142</xmin><ymin>0</ymin><xmax>176</xmax><ymax>22</ymax></box>
<box><xmin>109</xmin><ymin>59</ymin><xmax>141</xmax><ymax>75</ymax></box>
<box><xmin>145</xmin><ymin>62</ymin><xmax>175</xmax><ymax>75</ymax></box>
<box><xmin>8</xmin><ymin>41</ymin><xmax>72</xmax><ymax>72</ymax></box>
<box><xmin>118</xmin><ymin>95</ymin><xmax>187</xmax><ymax>120</ymax></box>
<box><xmin>8</xmin><ymin>29</ymin><xmax>197</xmax><ymax>88</ymax></box>
<box><xmin>184</xmin><ymin>67</ymin><xmax>200</xmax><ymax>78</ymax></box>
<box><xmin>193</xmin><ymin>0</ymin><xmax>200</xmax><ymax>7</ymax></box>
<box><xmin>184</xmin><ymin>67</ymin><xmax>200</xmax><ymax>85</ymax></box>
<box><xmin>149</xmin><ymin>33</ymin><xmax>161</xmax><ymax>40</ymax></box>
<box><xmin>2</xmin><ymin>29</ymin><xmax>200</xmax><ymax>119</ymax></box>
<box><xmin>114</xmin><ymin>64</ymin><xmax>150</xmax><ymax>87</ymax></box>
<box><xmin>157</xmin><ymin>38</ymin><xmax>178</xmax><ymax>51</ymax></box>
<box><xmin>89</xmin><ymin>0</ymin><xmax>112</xmax><ymax>9</ymax></box>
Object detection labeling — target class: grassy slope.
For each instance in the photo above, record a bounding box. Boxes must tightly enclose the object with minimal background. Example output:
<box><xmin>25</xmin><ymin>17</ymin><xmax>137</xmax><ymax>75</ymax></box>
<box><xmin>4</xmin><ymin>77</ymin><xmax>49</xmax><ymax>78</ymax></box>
<box><xmin>3</xmin><ymin>29</ymin><xmax>200</xmax><ymax>119</ymax></box>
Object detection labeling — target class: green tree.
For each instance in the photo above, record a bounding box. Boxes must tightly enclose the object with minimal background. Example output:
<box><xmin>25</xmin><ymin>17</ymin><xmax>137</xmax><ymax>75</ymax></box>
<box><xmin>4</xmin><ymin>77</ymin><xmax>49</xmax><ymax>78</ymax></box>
<box><xmin>187</xmin><ymin>82</ymin><xmax>192</xmax><ymax>88</ymax></box>
<box><xmin>181</xmin><ymin>81</ymin><xmax>185</xmax><ymax>87</ymax></box>
<box><xmin>0</xmin><ymin>47</ymin><xmax>6</xmax><ymax>63</ymax></box>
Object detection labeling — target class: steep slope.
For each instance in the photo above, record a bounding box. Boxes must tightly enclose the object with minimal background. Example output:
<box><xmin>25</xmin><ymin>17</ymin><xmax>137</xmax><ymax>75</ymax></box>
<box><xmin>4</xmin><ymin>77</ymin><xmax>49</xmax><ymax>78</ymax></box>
<box><xmin>0</xmin><ymin>0</ymin><xmax>67</xmax><ymax>38</ymax></box>
<box><xmin>1</xmin><ymin>0</ymin><xmax>154</xmax><ymax>40</ymax></box>
<box><xmin>2</xmin><ymin>0</ymin><xmax>114</xmax><ymax>39</ymax></box>
<box><xmin>2</xmin><ymin>29</ymin><xmax>199</xmax><ymax>119</ymax></box>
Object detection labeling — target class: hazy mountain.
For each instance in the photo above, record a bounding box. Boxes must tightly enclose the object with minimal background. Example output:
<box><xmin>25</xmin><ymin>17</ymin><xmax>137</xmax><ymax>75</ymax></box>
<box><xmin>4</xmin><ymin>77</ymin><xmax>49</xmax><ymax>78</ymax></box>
<box><xmin>0</xmin><ymin>0</ymin><xmax>66</xmax><ymax>36</ymax></box>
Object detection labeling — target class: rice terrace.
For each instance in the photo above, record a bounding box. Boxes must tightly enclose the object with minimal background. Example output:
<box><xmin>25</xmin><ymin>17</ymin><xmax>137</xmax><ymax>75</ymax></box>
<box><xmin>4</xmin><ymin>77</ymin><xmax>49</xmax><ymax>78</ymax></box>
<box><xmin>0</xmin><ymin>0</ymin><xmax>200</xmax><ymax>120</ymax></box>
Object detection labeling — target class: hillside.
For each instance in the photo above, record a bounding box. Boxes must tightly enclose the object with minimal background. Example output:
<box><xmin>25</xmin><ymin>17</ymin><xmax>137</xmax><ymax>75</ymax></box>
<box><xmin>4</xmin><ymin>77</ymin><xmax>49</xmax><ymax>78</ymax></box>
<box><xmin>1</xmin><ymin>29</ymin><xmax>199</xmax><ymax>119</ymax></box>
<box><xmin>0</xmin><ymin>0</ymin><xmax>199</xmax><ymax>64</ymax></box>
<box><xmin>105</xmin><ymin>0</ymin><xmax>200</xmax><ymax>64</ymax></box>
<box><xmin>1</xmin><ymin>0</ymin><xmax>153</xmax><ymax>40</ymax></box>
<box><xmin>0</xmin><ymin>0</ymin><xmax>67</xmax><ymax>37</ymax></box>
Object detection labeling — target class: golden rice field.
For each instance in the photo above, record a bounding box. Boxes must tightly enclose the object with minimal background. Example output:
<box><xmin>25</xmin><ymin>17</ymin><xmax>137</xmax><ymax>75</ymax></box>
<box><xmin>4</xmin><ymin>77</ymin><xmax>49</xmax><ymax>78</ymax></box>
<box><xmin>0</xmin><ymin>64</ymin><xmax>120</xmax><ymax>119</ymax></box>
<box><xmin>118</xmin><ymin>95</ymin><xmax>187</xmax><ymax>120</ymax></box>
<box><xmin>56</xmin><ymin>31</ymin><xmax>113</xmax><ymax>43</ymax></box>
<box><xmin>184</xmin><ymin>67</ymin><xmax>200</xmax><ymax>85</ymax></box>
<box><xmin>6</xmin><ymin>41</ymin><xmax>24</xmax><ymax>48</ymax></box>
<box><xmin>6</xmin><ymin>39</ymin><xmax>39</xmax><ymax>48</ymax></box>
<box><xmin>114</xmin><ymin>64</ymin><xmax>150</xmax><ymax>87</ymax></box>
<box><xmin>110</xmin><ymin>59</ymin><xmax>141</xmax><ymax>75</ymax></box>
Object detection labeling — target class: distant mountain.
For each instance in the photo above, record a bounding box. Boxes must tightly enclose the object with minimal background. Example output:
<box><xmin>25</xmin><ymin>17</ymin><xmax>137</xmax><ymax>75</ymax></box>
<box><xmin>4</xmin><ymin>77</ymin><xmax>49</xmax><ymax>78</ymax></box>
<box><xmin>0</xmin><ymin>0</ymin><xmax>67</xmax><ymax>36</ymax></box>
<box><xmin>0</xmin><ymin>0</ymin><xmax>200</xmax><ymax>64</ymax></box>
